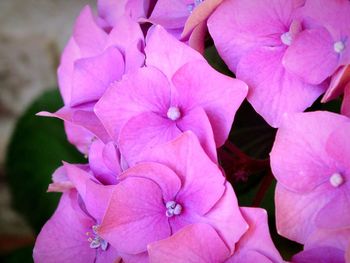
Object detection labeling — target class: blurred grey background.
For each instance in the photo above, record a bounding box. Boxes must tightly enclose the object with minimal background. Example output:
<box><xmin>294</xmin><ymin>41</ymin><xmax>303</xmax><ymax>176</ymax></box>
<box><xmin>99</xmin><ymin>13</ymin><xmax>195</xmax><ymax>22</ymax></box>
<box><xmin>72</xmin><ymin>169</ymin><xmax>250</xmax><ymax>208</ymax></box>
<box><xmin>0</xmin><ymin>0</ymin><xmax>94</xmax><ymax>252</ymax></box>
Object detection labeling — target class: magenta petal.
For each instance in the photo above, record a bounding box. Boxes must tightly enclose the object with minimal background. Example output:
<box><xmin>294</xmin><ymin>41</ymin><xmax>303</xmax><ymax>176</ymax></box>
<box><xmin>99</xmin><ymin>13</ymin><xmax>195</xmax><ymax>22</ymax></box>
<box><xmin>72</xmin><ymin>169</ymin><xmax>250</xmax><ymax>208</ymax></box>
<box><xmin>95</xmin><ymin>66</ymin><xmax>171</xmax><ymax>142</ymax></box>
<box><xmin>148</xmin><ymin>223</ymin><xmax>230</xmax><ymax>263</ymax></box>
<box><xmin>227</xmin><ymin>207</ymin><xmax>282</xmax><ymax>263</ymax></box>
<box><xmin>138</xmin><ymin>132</ymin><xmax>226</xmax><ymax>215</ymax></box>
<box><xmin>322</xmin><ymin>65</ymin><xmax>350</xmax><ymax>102</ymax></box>
<box><xmin>97</xmin><ymin>0</ymin><xmax>128</xmax><ymax>26</ymax></box>
<box><xmin>73</xmin><ymin>6</ymin><xmax>107</xmax><ymax>56</ymax></box>
<box><xmin>33</xmin><ymin>192</ymin><xmax>96</xmax><ymax>263</ymax></box>
<box><xmin>275</xmin><ymin>183</ymin><xmax>335</xmax><ymax>244</ymax></box>
<box><xmin>283</xmin><ymin>28</ymin><xmax>338</xmax><ymax>85</ymax></box>
<box><xmin>173</xmin><ymin>60</ymin><xmax>248</xmax><ymax>146</ymax></box>
<box><xmin>70</xmin><ymin>47</ymin><xmax>125</xmax><ymax>106</ymax></box>
<box><xmin>292</xmin><ymin>246</ymin><xmax>345</xmax><ymax>263</ymax></box>
<box><xmin>64</xmin><ymin>121</ymin><xmax>94</xmax><ymax>154</ymax></box>
<box><xmin>118</xmin><ymin>112</ymin><xmax>182</xmax><ymax>166</ymax></box>
<box><xmin>203</xmin><ymin>183</ymin><xmax>248</xmax><ymax>253</ymax></box>
<box><xmin>149</xmin><ymin>0</ymin><xmax>189</xmax><ymax>29</ymax></box>
<box><xmin>99</xmin><ymin>176</ymin><xmax>170</xmax><ymax>254</ymax></box>
<box><xmin>145</xmin><ymin>26</ymin><xmax>204</xmax><ymax>78</ymax></box>
<box><xmin>47</xmin><ymin>165</ymin><xmax>74</xmax><ymax>193</ymax></box>
<box><xmin>342</xmin><ymin>83</ymin><xmax>350</xmax><ymax>118</ymax></box>
<box><xmin>237</xmin><ymin>47</ymin><xmax>325</xmax><ymax>127</ymax></box>
<box><xmin>270</xmin><ymin>111</ymin><xmax>349</xmax><ymax>192</ymax></box>
<box><xmin>305</xmin><ymin>227</ymin><xmax>350</xmax><ymax>252</ymax></box>
<box><xmin>176</xmin><ymin>107</ymin><xmax>217</xmax><ymax>163</ymax></box>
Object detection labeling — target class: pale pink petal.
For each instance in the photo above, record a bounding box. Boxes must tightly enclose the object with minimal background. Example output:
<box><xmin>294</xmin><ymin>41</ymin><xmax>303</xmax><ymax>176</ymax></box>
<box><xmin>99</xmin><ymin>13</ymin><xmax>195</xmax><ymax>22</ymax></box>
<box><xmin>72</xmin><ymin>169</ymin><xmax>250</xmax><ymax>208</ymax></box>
<box><xmin>64</xmin><ymin>121</ymin><xmax>95</xmax><ymax>154</ymax></box>
<box><xmin>176</xmin><ymin>107</ymin><xmax>217</xmax><ymax>163</ymax></box>
<box><xmin>70</xmin><ymin>47</ymin><xmax>125</xmax><ymax>106</ymax></box>
<box><xmin>99</xmin><ymin>176</ymin><xmax>170</xmax><ymax>254</ymax></box>
<box><xmin>275</xmin><ymin>183</ymin><xmax>336</xmax><ymax>244</ymax></box>
<box><xmin>47</xmin><ymin>165</ymin><xmax>74</xmax><ymax>193</ymax></box>
<box><xmin>148</xmin><ymin>223</ymin><xmax>230</xmax><ymax>263</ymax></box>
<box><xmin>208</xmin><ymin>0</ymin><xmax>298</xmax><ymax>72</ymax></box>
<box><xmin>270</xmin><ymin>111</ymin><xmax>348</xmax><ymax>192</ymax></box>
<box><xmin>188</xmin><ymin>21</ymin><xmax>206</xmax><ymax>53</ymax></box>
<box><xmin>98</xmin><ymin>0</ymin><xmax>128</xmax><ymax>26</ymax></box>
<box><xmin>182</xmin><ymin>0</ymin><xmax>223</xmax><ymax>39</ymax></box>
<box><xmin>173</xmin><ymin>60</ymin><xmax>248</xmax><ymax>145</ymax></box>
<box><xmin>118</xmin><ymin>112</ymin><xmax>182</xmax><ymax>166</ymax></box>
<box><xmin>237</xmin><ymin>47</ymin><xmax>325</xmax><ymax>128</ymax></box>
<box><xmin>283</xmin><ymin>28</ymin><xmax>339</xmax><ymax>85</ymax></box>
<box><xmin>73</xmin><ymin>6</ymin><xmax>107</xmax><ymax>57</ymax></box>
<box><xmin>33</xmin><ymin>191</ymin><xmax>96</xmax><ymax>263</ymax></box>
<box><xmin>149</xmin><ymin>0</ymin><xmax>189</xmax><ymax>29</ymax></box>
<box><xmin>322</xmin><ymin>65</ymin><xmax>350</xmax><ymax>102</ymax></box>
<box><xmin>227</xmin><ymin>207</ymin><xmax>282</xmax><ymax>263</ymax></box>
<box><xmin>292</xmin><ymin>247</ymin><xmax>345</xmax><ymax>263</ymax></box>
<box><xmin>145</xmin><ymin>26</ymin><xmax>204</xmax><ymax>78</ymax></box>
<box><xmin>95</xmin><ymin>67</ymin><xmax>171</xmax><ymax>142</ymax></box>
<box><xmin>102</xmin><ymin>142</ymin><xmax>122</xmax><ymax>175</ymax></box>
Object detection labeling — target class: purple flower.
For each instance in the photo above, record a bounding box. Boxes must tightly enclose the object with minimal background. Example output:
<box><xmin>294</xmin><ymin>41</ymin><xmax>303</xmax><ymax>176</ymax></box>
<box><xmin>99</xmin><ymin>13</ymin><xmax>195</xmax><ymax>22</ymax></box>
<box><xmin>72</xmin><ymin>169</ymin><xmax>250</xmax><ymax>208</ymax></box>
<box><xmin>283</xmin><ymin>0</ymin><xmax>350</xmax><ymax>85</ymax></box>
<box><xmin>270</xmin><ymin>111</ymin><xmax>350</xmax><ymax>244</ymax></box>
<box><xmin>95</xmin><ymin>26</ymin><xmax>247</xmax><ymax>165</ymax></box>
<box><xmin>98</xmin><ymin>132</ymin><xmax>248</xmax><ymax>260</ymax></box>
<box><xmin>34</xmin><ymin>164</ymin><xmax>119</xmax><ymax>263</ymax></box>
<box><xmin>208</xmin><ymin>0</ymin><xmax>326</xmax><ymax>127</ymax></box>
<box><xmin>148</xmin><ymin>208</ymin><xmax>283</xmax><ymax>263</ymax></box>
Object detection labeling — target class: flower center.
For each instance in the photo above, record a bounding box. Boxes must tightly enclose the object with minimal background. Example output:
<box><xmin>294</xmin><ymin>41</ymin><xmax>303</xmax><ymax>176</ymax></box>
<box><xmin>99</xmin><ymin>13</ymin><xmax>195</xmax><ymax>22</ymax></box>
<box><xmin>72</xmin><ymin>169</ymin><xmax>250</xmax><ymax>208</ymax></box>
<box><xmin>87</xmin><ymin>225</ymin><xmax>108</xmax><ymax>251</ymax></box>
<box><xmin>334</xmin><ymin>41</ymin><xmax>345</xmax><ymax>53</ymax></box>
<box><xmin>281</xmin><ymin>32</ymin><xmax>293</xmax><ymax>46</ymax></box>
<box><xmin>167</xmin><ymin>106</ymin><xmax>181</xmax><ymax>121</ymax></box>
<box><xmin>165</xmin><ymin>201</ymin><xmax>182</xmax><ymax>217</ymax></box>
<box><xmin>329</xmin><ymin>172</ymin><xmax>344</xmax><ymax>187</ymax></box>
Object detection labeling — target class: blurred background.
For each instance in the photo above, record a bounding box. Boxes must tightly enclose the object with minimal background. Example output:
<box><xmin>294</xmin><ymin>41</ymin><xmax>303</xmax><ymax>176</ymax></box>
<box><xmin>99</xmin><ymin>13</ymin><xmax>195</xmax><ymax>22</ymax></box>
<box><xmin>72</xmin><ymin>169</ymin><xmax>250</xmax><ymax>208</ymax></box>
<box><xmin>0</xmin><ymin>0</ymin><xmax>93</xmax><ymax>260</ymax></box>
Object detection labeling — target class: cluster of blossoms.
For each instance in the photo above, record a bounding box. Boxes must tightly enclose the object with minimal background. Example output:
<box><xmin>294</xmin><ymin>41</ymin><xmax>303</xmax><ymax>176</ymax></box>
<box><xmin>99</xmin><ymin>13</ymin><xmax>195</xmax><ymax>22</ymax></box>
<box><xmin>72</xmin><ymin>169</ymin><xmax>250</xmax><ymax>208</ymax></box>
<box><xmin>33</xmin><ymin>0</ymin><xmax>349</xmax><ymax>262</ymax></box>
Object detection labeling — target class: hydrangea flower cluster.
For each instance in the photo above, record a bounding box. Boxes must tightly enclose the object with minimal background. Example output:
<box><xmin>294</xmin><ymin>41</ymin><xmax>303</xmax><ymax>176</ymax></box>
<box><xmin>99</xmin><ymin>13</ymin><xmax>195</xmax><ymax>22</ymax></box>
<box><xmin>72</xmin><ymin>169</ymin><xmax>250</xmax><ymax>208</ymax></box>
<box><xmin>33</xmin><ymin>0</ymin><xmax>350</xmax><ymax>262</ymax></box>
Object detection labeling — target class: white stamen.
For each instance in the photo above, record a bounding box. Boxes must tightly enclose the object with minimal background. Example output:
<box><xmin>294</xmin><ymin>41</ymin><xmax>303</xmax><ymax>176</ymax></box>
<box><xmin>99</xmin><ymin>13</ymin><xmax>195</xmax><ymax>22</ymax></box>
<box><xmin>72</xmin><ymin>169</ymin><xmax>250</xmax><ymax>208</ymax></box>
<box><xmin>165</xmin><ymin>200</ymin><xmax>183</xmax><ymax>217</ymax></box>
<box><xmin>329</xmin><ymin>172</ymin><xmax>344</xmax><ymax>187</ymax></box>
<box><xmin>167</xmin><ymin>106</ymin><xmax>181</xmax><ymax>121</ymax></box>
<box><xmin>334</xmin><ymin>41</ymin><xmax>345</xmax><ymax>53</ymax></box>
<box><xmin>87</xmin><ymin>225</ymin><xmax>109</xmax><ymax>251</ymax></box>
<box><xmin>281</xmin><ymin>32</ymin><xmax>293</xmax><ymax>46</ymax></box>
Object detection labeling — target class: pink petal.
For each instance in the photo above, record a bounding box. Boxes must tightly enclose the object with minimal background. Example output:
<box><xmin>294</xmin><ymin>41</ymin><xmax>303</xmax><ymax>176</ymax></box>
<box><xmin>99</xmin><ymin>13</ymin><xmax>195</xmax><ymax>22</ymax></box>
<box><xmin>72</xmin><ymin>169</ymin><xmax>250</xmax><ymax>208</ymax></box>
<box><xmin>173</xmin><ymin>60</ymin><xmax>248</xmax><ymax>146</ymax></box>
<box><xmin>270</xmin><ymin>111</ymin><xmax>348</xmax><ymax>192</ymax></box>
<box><xmin>182</xmin><ymin>0</ymin><xmax>223</xmax><ymax>40</ymax></box>
<box><xmin>137</xmin><ymin>132</ymin><xmax>226</xmax><ymax>215</ymax></box>
<box><xmin>283</xmin><ymin>28</ymin><xmax>339</xmax><ymax>85</ymax></box>
<box><xmin>207</xmin><ymin>0</ymin><xmax>298</xmax><ymax>72</ymax></box>
<box><xmin>148</xmin><ymin>223</ymin><xmax>230</xmax><ymax>263</ymax></box>
<box><xmin>118</xmin><ymin>112</ymin><xmax>182</xmax><ymax>167</ymax></box>
<box><xmin>73</xmin><ymin>6</ymin><xmax>107</xmax><ymax>57</ymax></box>
<box><xmin>322</xmin><ymin>65</ymin><xmax>350</xmax><ymax>102</ymax></box>
<box><xmin>203</xmin><ymin>183</ymin><xmax>248</xmax><ymax>253</ymax></box>
<box><xmin>70</xmin><ymin>47</ymin><xmax>125</xmax><ymax>106</ymax></box>
<box><xmin>305</xmin><ymin>228</ymin><xmax>350</xmax><ymax>252</ymax></box>
<box><xmin>292</xmin><ymin>246</ymin><xmax>345</xmax><ymax>263</ymax></box>
<box><xmin>149</xmin><ymin>0</ymin><xmax>189</xmax><ymax>29</ymax></box>
<box><xmin>99</xmin><ymin>176</ymin><xmax>170</xmax><ymax>254</ymax></box>
<box><xmin>33</xmin><ymin>191</ymin><xmax>96</xmax><ymax>263</ymax></box>
<box><xmin>275</xmin><ymin>183</ymin><xmax>336</xmax><ymax>244</ymax></box>
<box><xmin>145</xmin><ymin>26</ymin><xmax>204</xmax><ymax>78</ymax></box>
<box><xmin>176</xmin><ymin>107</ymin><xmax>217</xmax><ymax>163</ymax></box>
<box><xmin>47</xmin><ymin>165</ymin><xmax>74</xmax><ymax>193</ymax></box>
<box><xmin>227</xmin><ymin>207</ymin><xmax>282</xmax><ymax>263</ymax></box>
<box><xmin>188</xmin><ymin>21</ymin><xmax>207</xmax><ymax>54</ymax></box>
<box><xmin>95</xmin><ymin>66</ymin><xmax>171</xmax><ymax>142</ymax></box>
<box><xmin>63</xmin><ymin>121</ymin><xmax>94</xmax><ymax>154</ymax></box>
<box><xmin>237</xmin><ymin>47</ymin><xmax>325</xmax><ymax>128</ymax></box>
<box><xmin>342</xmin><ymin>83</ymin><xmax>350</xmax><ymax>118</ymax></box>
<box><xmin>119</xmin><ymin>252</ymin><xmax>149</xmax><ymax>263</ymax></box>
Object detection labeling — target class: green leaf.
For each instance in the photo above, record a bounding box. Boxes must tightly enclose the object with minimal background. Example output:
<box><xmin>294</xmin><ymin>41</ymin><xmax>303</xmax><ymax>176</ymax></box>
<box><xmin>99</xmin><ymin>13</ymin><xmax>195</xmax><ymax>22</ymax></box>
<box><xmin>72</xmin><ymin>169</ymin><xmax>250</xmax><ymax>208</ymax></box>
<box><xmin>5</xmin><ymin>89</ymin><xmax>85</xmax><ymax>234</ymax></box>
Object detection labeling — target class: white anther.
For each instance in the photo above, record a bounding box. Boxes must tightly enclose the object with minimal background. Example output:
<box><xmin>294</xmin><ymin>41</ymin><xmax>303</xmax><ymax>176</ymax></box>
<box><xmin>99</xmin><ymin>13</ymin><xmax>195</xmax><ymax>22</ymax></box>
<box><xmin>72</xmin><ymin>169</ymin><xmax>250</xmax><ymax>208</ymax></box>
<box><xmin>334</xmin><ymin>41</ymin><xmax>345</xmax><ymax>53</ymax></box>
<box><xmin>167</xmin><ymin>106</ymin><xmax>181</xmax><ymax>121</ymax></box>
<box><xmin>87</xmin><ymin>225</ymin><xmax>108</xmax><ymax>251</ymax></box>
<box><xmin>165</xmin><ymin>201</ymin><xmax>183</xmax><ymax>217</ymax></box>
<box><xmin>329</xmin><ymin>172</ymin><xmax>344</xmax><ymax>187</ymax></box>
<box><xmin>281</xmin><ymin>32</ymin><xmax>293</xmax><ymax>46</ymax></box>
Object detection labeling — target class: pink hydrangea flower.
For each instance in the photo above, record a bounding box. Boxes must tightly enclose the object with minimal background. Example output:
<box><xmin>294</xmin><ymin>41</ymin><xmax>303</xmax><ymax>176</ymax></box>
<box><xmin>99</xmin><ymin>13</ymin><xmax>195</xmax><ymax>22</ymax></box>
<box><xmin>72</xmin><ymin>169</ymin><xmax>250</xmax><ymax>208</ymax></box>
<box><xmin>208</xmin><ymin>0</ymin><xmax>326</xmax><ymax>127</ymax></box>
<box><xmin>98</xmin><ymin>132</ymin><xmax>248</xmax><ymax>260</ymax></box>
<box><xmin>95</xmin><ymin>26</ymin><xmax>248</xmax><ymax>165</ymax></box>
<box><xmin>34</xmin><ymin>163</ymin><xmax>119</xmax><ymax>263</ymax></box>
<box><xmin>148</xmin><ymin>207</ymin><xmax>283</xmax><ymax>263</ymax></box>
<box><xmin>270</xmin><ymin>111</ymin><xmax>350</xmax><ymax>244</ymax></box>
<box><xmin>283</xmin><ymin>0</ymin><xmax>350</xmax><ymax>85</ymax></box>
<box><xmin>39</xmin><ymin>5</ymin><xmax>145</xmax><ymax>153</ymax></box>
